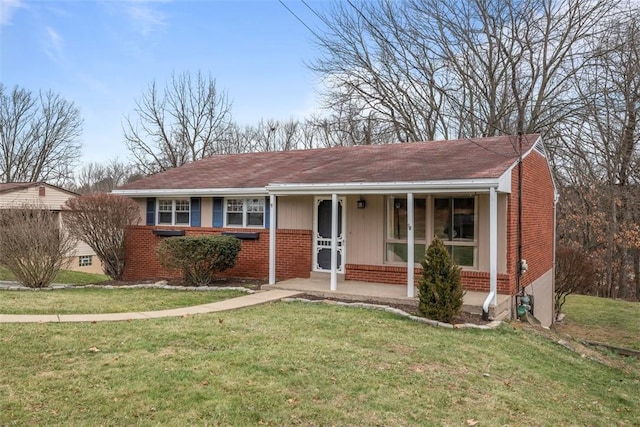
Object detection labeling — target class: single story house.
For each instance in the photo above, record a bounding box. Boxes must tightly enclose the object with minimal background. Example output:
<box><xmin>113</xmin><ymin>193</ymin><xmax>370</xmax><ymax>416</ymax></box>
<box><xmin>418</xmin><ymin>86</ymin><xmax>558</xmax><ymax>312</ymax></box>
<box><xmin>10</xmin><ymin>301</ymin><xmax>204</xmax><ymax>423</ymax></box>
<box><xmin>0</xmin><ymin>182</ymin><xmax>103</xmax><ymax>274</ymax></box>
<box><xmin>114</xmin><ymin>134</ymin><xmax>557</xmax><ymax>326</ymax></box>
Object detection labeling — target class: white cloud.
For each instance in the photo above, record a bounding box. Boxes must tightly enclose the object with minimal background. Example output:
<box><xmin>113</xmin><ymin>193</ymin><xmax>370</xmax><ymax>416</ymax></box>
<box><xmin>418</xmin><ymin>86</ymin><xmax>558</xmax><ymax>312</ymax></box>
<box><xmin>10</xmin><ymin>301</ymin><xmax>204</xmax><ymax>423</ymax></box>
<box><xmin>44</xmin><ymin>26</ymin><xmax>64</xmax><ymax>62</ymax></box>
<box><xmin>126</xmin><ymin>3</ymin><xmax>166</xmax><ymax>37</ymax></box>
<box><xmin>0</xmin><ymin>0</ymin><xmax>23</xmax><ymax>25</ymax></box>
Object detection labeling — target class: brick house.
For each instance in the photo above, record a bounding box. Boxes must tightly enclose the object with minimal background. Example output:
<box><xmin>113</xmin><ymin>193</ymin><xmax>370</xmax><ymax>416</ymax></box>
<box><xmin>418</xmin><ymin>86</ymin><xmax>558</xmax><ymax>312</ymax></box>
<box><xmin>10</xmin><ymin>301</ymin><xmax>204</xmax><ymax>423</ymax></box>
<box><xmin>0</xmin><ymin>182</ymin><xmax>103</xmax><ymax>274</ymax></box>
<box><xmin>114</xmin><ymin>134</ymin><xmax>557</xmax><ymax>325</ymax></box>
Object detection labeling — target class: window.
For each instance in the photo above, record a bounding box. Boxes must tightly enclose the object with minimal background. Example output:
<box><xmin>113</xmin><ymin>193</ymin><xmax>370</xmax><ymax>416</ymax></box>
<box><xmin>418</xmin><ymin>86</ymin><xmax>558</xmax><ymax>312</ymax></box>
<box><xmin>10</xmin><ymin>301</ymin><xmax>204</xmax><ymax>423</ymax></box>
<box><xmin>79</xmin><ymin>255</ymin><xmax>92</xmax><ymax>267</ymax></box>
<box><xmin>434</xmin><ymin>197</ymin><xmax>476</xmax><ymax>267</ymax></box>
<box><xmin>225</xmin><ymin>198</ymin><xmax>265</xmax><ymax>228</ymax></box>
<box><xmin>157</xmin><ymin>199</ymin><xmax>190</xmax><ymax>226</ymax></box>
<box><xmin>385</xmin><ymin>197</ymin><xmax>426</xmax><ymax>264</ymax></box>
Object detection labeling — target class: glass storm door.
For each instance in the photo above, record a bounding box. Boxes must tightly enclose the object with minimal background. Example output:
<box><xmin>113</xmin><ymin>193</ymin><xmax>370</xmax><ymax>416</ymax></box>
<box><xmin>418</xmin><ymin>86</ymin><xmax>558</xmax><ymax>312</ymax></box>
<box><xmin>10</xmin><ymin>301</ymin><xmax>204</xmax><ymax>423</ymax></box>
<box><xmin>313</xmin><ymin>197</ymin><xmax>345</xmax><ymax>273</ymax></box>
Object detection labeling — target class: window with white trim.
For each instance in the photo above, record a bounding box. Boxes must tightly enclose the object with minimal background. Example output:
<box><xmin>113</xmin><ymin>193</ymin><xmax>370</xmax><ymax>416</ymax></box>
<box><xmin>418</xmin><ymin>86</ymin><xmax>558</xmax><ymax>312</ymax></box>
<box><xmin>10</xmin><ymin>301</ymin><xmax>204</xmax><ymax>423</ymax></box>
<box><xmin>157</xmin><ymin>199</ymin><xmax>191</xmax><ymax>226</ymax></box>
<box><xmin>434</xmin><ymin>197</ymin><xmax>477</xmax><ymax>267</ymax></box>
<box><xmin>385</xmin><ymin>197</ymin><xmax>427</xmax><ymax>264</ymax></box>
<box><xmin>225</xmin><ymin>198</ymin><xmax>265</xmax><ymax>228</ymax></box>
<box><xmin>79</xmin><ymin>255</ymin><xmax>92</xmax><ymax>267</ymax></box>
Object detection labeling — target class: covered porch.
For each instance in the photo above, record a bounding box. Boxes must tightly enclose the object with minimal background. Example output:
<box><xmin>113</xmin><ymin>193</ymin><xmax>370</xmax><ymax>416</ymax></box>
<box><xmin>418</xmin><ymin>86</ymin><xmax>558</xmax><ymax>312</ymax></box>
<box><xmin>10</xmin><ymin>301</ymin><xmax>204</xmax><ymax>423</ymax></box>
<box><xmin>267</xmin><ymin>185</ymin><xmax>508</xmax><ymax>319</ymax></box>
<box><xmin>262</xmin><ymin>276</ymin><xmax>512</xmax><ymax>320</ymax></box>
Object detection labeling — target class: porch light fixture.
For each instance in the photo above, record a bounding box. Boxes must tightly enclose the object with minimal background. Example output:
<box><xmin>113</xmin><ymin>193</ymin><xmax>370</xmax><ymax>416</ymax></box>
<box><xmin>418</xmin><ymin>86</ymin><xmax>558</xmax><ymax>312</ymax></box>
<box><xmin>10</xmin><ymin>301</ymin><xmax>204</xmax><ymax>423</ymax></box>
<box><xmin>357</xmin><ymin>198</ymin><xmax>366</xmax><ymax>209</ymax></box>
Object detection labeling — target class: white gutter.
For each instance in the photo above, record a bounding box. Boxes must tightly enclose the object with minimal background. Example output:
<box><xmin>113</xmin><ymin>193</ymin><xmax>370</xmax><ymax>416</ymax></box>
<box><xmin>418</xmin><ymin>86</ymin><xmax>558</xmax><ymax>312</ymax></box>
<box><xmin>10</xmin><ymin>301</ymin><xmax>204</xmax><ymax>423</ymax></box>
<box><xmin>267</xmin><ymin>179</ymin><xmax>508</xmax><ymax>195</ymax></box>
<box><xmin>112</xmin><ymin>187</ymin><xmax>268</xmax><ymax>197</ymax></box>
<box><xmin>482</xmin><ymin>186</ymin><xmax>499</xmax><ymax>319</ymax></box>
<box><xmin>113</xmin><ymin>177</ymin><xmax>514</xmax><ymax>198</ymax></box>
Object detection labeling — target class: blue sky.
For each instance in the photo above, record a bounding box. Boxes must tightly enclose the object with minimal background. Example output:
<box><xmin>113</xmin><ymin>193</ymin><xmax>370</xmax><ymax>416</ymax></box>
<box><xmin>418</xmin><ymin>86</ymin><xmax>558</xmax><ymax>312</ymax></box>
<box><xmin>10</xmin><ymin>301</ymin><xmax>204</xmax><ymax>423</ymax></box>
<box><xmin>0</xmin><ymin>0</ymin><xmax>331</xmax><ymax>164</ymax></box>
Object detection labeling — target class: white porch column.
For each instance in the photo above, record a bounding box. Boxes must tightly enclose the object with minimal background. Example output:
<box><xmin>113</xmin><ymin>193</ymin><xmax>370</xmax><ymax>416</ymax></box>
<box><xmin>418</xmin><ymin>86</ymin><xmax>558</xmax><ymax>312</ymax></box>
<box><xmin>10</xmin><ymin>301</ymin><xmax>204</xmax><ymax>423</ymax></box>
<box><xmin>330</xmin><ymin>193</ymin><xmax>338</xmax><ymax>291</ymax></box>
<box><xmin>483</xmin><ymin>187</ymin><xmax>499</xmax><ymax>316</ymax></box>
<box><xmin>268</xmin><ymin>194</ymin><xmax>276</xmax><ymax>285</ymax></box>
<box><xmin>489</xmin><ymin>187</ymin><xmax>498</xmax><ymax>304</ymax></box>
<box><xmin>407</xmin><ymin>193</ymin><xmax>415</xmax><ymax>298</ymax></box>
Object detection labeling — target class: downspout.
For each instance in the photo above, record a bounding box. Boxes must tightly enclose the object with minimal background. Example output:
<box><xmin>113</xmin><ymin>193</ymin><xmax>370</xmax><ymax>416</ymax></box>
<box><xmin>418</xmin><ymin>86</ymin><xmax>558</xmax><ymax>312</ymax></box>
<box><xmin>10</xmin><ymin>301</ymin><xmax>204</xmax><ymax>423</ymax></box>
<box><xmin>516</xmin><ymin>132</ymin><xmax>524</xmax><ymax>296</ymax></box>
<box><xmin>482</xmin><ymin>186</ymin><xmax>498</xmax><ymax>320</ymax></box>
<box><xmin>552</xmin><ymin>191</ymin><xmax>559</xmax><ymax>321</ymax></box>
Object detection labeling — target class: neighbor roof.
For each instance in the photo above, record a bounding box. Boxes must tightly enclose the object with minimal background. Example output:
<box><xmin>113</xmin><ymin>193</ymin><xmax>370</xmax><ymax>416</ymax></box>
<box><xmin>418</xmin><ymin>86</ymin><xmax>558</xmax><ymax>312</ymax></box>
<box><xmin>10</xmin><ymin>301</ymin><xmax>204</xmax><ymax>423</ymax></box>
<box><xmin>116</xmin><ymin>134</ymin><xmax>540</xmax><ymax>194</ymax></box>
<box><xmin>0</xmin><ymin>182</ymin><xmax>78</xmax><ymax>196</ymax></box>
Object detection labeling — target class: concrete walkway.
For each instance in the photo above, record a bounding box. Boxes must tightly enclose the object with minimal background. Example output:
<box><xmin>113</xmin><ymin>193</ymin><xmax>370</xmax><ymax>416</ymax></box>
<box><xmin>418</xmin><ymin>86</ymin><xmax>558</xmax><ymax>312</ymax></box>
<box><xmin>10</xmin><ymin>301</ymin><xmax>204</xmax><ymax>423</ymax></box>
<box><xmin>0</xmin><ymin>289</ymin><xmax>301</xmax><ymax>324</ymax></box>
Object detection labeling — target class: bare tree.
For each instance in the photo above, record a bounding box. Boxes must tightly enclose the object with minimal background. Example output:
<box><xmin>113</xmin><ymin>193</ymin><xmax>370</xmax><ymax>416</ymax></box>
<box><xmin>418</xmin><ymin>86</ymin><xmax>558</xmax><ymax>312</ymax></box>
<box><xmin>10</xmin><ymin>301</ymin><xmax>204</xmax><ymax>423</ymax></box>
<box><xmin>555</xmin><ymin>6</ymin><xmax>640</xmax><ymax>298</ymax></box>
<box><xmin>0</xmin><ymin>84</ymin><xmax>82</xmax><ymax>184</ymax></box>
<box><xmin>311</xmin><ymin>0</ymin><xmax>614</xmax><ymax>141</ymax></box>
<box><xmin>0</xmin><ymin>203</ymin><xmax>75</xmax><ymax>288</ymax></box>
<box><xmin>72</xmin><ymin>159</ymin><xmax>137</xmax><ymax>194</ymax></box>
<box><xmin>554</xmin><ymin>246</ymin><xmax>597</xmax><ymax>320</ymax></box>
<box><xmin>63</xmin><ymin>193</ymin><xmax>141</xmax><ymax>280</ymax></box>
<box><xmin>123</xmin><ymin>71</ymin><xmax>233</xmax><ymax>174</ymax></box>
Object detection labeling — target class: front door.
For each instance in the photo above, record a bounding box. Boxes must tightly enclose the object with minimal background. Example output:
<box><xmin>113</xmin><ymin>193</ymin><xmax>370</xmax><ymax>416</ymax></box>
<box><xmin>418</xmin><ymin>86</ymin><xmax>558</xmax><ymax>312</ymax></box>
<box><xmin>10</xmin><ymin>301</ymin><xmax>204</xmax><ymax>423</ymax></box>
<box><xmin>313</xmin><ymin>197</ymin><xmax>345</xmax><ymax>273</ymax></box>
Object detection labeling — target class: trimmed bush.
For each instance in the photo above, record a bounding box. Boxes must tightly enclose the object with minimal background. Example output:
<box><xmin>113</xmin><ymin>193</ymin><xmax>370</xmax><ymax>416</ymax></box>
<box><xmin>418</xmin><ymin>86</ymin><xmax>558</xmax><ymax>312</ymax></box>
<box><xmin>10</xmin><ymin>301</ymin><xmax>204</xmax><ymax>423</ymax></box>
<box><xmin>156</xmin><ymin>235</ymin><xmax>241</xmax><ymax>286</ymax></box>
<box><xmin>418</xmin><ymin>238</ymin><xmax>465</xmax><ymax>323</ymax></box>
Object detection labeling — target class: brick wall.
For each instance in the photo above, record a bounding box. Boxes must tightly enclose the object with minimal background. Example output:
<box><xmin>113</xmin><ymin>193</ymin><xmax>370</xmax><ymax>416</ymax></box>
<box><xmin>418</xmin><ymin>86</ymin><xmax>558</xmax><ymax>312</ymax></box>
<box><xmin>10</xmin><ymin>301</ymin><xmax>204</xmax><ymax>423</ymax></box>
<box><xmin>507</xmin><ymin>149</ymin><xmax>556</xmax><ymax>294</ymax></box>
<box><xmin>345</xmin><ymin>264</ymin><xmax>510</xmax><ymax>293</ymax></box>
<box><xmin>123</xmin><ymin>226</ymin><xmax>312</xmax><ymax>281</ymax></box>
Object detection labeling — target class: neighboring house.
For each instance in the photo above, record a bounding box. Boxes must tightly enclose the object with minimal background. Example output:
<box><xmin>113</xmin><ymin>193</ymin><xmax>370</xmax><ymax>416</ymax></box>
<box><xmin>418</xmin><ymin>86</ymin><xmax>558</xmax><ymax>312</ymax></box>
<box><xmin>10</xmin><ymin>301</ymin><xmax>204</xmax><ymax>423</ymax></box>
<box><xmin>114</xmin><ymin>134</ymin><xmax>557</xmax><ymax>326</ymax></box>
<box><xmin>0</xmin><ymin>182</ymin><xmax>103</xmax><ymax>275</ymax></box>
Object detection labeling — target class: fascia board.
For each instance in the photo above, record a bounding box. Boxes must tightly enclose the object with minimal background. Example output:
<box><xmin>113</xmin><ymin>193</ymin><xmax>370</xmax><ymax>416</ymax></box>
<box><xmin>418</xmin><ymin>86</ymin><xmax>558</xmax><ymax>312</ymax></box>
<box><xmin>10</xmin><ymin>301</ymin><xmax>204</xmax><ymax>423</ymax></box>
<box><xmin>111</xmin><ymin>187</ymin><xmax>268</xmax><ymax>197</ymax></box>
<box><xmin>266</xmin><ymin>179</ymin><xmax>503</xmax><ymax>195</ymax></box>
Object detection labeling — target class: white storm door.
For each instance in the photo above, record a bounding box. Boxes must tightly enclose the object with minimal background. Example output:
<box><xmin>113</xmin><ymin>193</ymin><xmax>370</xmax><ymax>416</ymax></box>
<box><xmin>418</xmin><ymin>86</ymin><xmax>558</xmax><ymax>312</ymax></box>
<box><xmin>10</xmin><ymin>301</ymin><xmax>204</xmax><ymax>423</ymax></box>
<box><xmin>313</xmin><ymin>197</ymin><xmax>345</xmax><ymax>273</ymax></box>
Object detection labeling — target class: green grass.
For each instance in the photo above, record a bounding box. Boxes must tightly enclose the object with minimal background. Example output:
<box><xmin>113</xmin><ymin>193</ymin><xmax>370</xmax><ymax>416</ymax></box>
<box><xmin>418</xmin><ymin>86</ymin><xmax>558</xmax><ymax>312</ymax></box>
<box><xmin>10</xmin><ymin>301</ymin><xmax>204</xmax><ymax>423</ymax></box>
<box><xmin>1</xmin><ymin>302</ymin><xmax>638</xmax><ymax>426</ymax></box>
<box><xmin>0</xmin><ymin>266</ymin><xmax>110</xmax><ymax>285</ymax></box>
<box><xmin>556</xmin><ymin>294</ymin><xmax>640</xmax><ymax>350</ymax></box>
<box><xmin>0</xmin><ymin>288</ymin><xmax>246</xmax><ymax>314</ymax></box>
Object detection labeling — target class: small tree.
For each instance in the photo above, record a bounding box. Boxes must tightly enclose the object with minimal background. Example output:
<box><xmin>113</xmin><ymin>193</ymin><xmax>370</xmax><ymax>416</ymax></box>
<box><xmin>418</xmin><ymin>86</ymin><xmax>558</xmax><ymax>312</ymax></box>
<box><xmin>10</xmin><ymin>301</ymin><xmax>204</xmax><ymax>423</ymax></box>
<box><xmin>0</xmin><ymin>204</ymin><xmax>75</xmax><ymax>288</ymax></box>
<box><xmin>418</xmin><ymin>238</ymin><xmax>465</xmax><ymax>323</ymax></box>
<box><xmin>554</xmin><ymin>246</ymin><xmax>598</xmax><ymax>320</ymax></box>
<box><xmin>156</xmin><ymin>235</ymin><xmax>241</xmax><ymax>286</ymax></box>
<box><xmin>63</xmin><ymin>193</ymin><xmax>140</xmax><ymax>280</ymax></box>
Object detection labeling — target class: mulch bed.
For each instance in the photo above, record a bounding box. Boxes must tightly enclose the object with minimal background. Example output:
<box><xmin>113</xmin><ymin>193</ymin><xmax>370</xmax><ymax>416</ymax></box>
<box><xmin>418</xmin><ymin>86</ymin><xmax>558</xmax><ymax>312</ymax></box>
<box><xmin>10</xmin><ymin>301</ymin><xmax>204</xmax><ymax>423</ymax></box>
<box><xmin>296</xmin><ymin>293</ymin><xmax>490</xmax><ymax>325</ymax></box>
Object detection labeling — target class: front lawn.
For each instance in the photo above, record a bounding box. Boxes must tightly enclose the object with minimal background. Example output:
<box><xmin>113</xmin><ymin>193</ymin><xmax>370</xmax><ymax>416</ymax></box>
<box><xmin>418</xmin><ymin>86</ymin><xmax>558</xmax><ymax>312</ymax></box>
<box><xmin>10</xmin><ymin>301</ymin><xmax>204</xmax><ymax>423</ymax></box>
<box><xmin>1</xmin><ymin>302</ymin><xmax>637</xmax><ymax>426</ymax></box>
<box><xmin>555</xmin><ymin>294</ymin><xmax>640</xmax><ymax>350</ymax></box>
<box><xmin>0</xmin><ymin>266</ymin><xmax>110</xmax><ymax>285</ymax></box>
<box><xmin>0</xmin><ymin>288</ymin><xmax>246</xmax><ymax>315</ymax></box>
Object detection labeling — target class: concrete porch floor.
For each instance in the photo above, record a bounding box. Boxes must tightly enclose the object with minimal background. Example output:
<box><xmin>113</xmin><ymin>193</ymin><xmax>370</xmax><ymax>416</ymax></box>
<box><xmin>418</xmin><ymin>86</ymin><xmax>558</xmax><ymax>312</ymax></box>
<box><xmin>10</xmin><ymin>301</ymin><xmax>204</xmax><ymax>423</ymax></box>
<box><xmin>262</xmin><ymin>277</ymin><xmax>512</xmax><ymax>320</ymax></box>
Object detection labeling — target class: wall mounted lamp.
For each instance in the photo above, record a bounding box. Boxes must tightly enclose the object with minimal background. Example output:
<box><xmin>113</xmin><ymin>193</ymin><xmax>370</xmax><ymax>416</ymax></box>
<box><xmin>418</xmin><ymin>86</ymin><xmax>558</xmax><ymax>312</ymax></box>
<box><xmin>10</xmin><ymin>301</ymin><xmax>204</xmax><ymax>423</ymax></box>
<box><xmin>357</xmin><ymin>198</ymin><xmax>366</xmax><ymax>209</ymax></box>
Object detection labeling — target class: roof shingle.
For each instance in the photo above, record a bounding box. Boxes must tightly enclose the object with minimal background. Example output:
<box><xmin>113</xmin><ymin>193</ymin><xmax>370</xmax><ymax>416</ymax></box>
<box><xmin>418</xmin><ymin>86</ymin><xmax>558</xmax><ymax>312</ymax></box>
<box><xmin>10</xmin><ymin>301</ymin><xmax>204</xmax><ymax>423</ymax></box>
<box><xmin>118</xmin><ymin>134</ymin><xmax>539</xmax><ymax>191</ymax></box>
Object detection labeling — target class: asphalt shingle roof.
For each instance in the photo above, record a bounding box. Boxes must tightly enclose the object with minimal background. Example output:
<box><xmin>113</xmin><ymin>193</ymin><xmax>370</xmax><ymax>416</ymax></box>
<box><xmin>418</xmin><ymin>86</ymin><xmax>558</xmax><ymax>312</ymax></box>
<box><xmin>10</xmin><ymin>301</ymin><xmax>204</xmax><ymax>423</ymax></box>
<box><xmin>118</xmin><ymin>134</ymin><xmax>539</xmax><ymax>191</ymax></box>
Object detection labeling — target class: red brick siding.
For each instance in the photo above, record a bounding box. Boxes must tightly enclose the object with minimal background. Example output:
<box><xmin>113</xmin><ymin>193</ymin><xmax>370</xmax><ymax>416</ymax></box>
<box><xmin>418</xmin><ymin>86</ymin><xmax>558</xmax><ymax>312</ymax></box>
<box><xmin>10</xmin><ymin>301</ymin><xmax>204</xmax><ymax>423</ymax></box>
<box><xmin>345</xmin><ymin>264</ymin><xmax>510</xmax><ymax>293</ymax></box>
<box><xmin>507</xmin><ymin>149</ymin><xmax>555</xmax><ymax>294</ymax></box>
<box><xmin>123</xmin><ymin>226</ymin><xmax>312</xmax><ymax>281</ymax></box>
